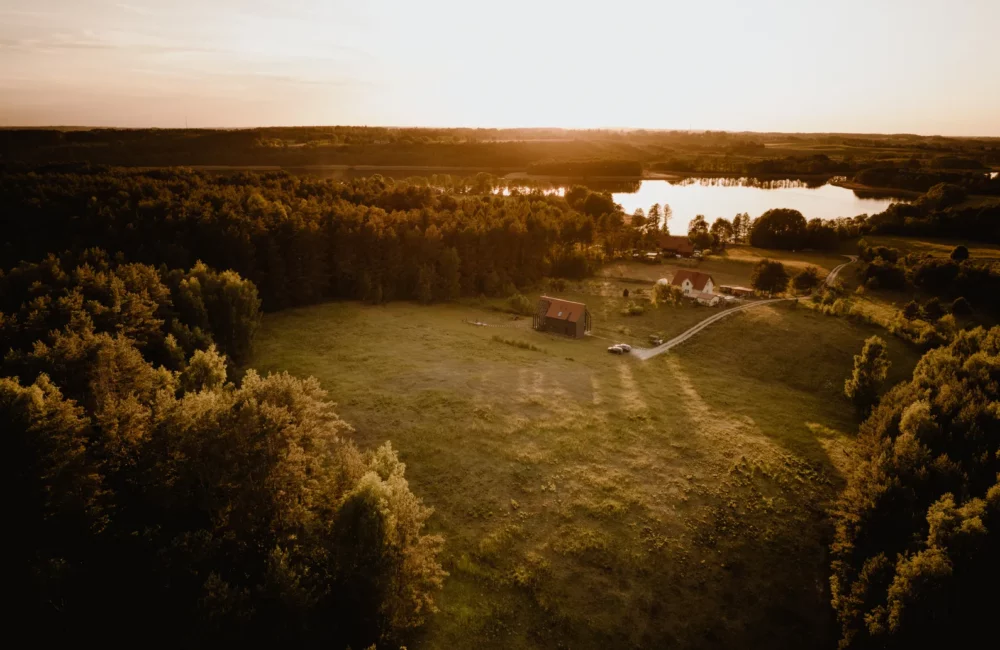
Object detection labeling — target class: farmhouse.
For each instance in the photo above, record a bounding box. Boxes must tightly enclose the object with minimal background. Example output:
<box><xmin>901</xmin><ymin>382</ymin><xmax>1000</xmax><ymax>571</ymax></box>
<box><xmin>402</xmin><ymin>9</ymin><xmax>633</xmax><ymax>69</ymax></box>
<box><xmin>533</xmin><ymin>296</ymin><xmax>591</xmax><ymax>338</ymax></box>
<box><xmin>654</xmin><ymin>234</ymin><xmax>696</xmax><ymax>257</ymax></box>
<box><xmin>671</xmin><ymin>270</ymin><xmax>715</xmax><ymax>295</ymax></box>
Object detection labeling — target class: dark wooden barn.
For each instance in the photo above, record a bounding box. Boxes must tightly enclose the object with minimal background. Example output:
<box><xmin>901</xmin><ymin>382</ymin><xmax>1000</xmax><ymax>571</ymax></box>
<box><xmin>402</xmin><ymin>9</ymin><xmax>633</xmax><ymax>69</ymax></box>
<box><xmin>533</xmin><ymin>296</ymin><xmax>591</xmax><ymax>339</ymax></box>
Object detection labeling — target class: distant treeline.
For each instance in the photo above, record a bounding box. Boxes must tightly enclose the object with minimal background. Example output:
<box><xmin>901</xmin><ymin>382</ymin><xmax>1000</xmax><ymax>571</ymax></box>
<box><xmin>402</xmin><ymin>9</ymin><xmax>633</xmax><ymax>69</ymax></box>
<box><xmin>3</xmin><ymin>127</ymin><xmax>997</xmax><ymax>193</ymax></box>
<box><xmin>0</xmin><ymin>166</ymin><xmax>646</xmax><ymax>311</ymax></box>
<box><xmin>866</xmin><ymin>183</ymin><xmax>1000</xmax><ymax>242</ymax></box>
<box><xmin>526</xmin><ymin>158</ymin><xmax>643</xmax><ymax>177</ymax></box>
<box><xmin>651</xmin><ymin>153</ymin><xmax>857</xmax><ymax>176</ymax></box>
<box><xmin>854</xmin><ymin>166</ymin><xmax>1000</xmax><ymax>194</ymax></box>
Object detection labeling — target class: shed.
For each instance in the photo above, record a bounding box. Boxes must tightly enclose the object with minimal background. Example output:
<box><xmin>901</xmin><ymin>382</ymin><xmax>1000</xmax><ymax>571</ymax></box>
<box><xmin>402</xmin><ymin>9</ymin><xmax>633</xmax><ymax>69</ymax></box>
<box><xmin>719</xmin><ymin>284</ymin><xmax>754</xmax><ymax>297</ymax></box>
<box><xmin>533</xmin><ymin>296</ymin><xmax>591</xmax><ymax>338</ymax></box>
<box><xmin>689</xmin><ymin>291</ymin><xmax>721</xmax><ymax>306</ymax></box>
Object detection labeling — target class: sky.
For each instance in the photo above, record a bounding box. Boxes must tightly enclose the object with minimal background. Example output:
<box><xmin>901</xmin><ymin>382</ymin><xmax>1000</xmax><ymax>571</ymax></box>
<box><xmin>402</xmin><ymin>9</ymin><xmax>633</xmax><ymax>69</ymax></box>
<box><xmin>0</xmin><ymin>0</ymin><xmax>998</xmax><ymax>135</ymax></box>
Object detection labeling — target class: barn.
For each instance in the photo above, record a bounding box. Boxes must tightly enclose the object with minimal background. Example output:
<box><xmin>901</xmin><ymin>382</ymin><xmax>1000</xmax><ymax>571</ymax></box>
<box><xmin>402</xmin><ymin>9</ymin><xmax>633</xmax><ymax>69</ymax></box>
<box><xmin>655</xmin><ymin>234</ymin><xmax>696</xmax><ymax>257</ymax></box>
<box><xmin>533</xmin><ymin>296</ymin><xmax>591</xmax><ymax>338</ymax></box>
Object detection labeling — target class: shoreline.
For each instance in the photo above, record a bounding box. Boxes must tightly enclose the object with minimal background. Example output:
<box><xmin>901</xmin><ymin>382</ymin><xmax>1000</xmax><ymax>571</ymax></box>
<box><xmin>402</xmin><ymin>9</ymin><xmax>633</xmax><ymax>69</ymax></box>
<box><xmin>120</xmin><ymin>163</ymin><xmax>935</xmax><ymax>198</ymax></box>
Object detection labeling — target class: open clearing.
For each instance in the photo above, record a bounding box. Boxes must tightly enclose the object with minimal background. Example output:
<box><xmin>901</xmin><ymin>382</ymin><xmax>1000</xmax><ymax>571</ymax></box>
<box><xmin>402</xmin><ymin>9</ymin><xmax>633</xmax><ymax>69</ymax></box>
<box><xmin>253</xmin><ymin>287</ymin><xmax>920</xmax><ymax>649</ymax></box>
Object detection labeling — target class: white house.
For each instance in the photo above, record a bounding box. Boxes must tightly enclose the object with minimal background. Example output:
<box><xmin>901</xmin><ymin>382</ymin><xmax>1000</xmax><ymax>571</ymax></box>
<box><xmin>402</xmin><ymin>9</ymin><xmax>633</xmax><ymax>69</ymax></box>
<box><xmin>671</xmin><ymin>270</ymin><xmax>715</xmax><ymax>296</ymax></box>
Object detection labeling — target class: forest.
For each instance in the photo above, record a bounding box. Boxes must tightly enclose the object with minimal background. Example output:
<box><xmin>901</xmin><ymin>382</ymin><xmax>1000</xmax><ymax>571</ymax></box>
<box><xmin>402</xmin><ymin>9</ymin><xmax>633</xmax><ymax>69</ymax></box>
<box><xmin>1</xmin><ymin>249</ymin><xmax>444</xmax><ymax>646</ymax></box>
<box><xmin>0</xmin><ymin>166</ymin><xmax>654</xmax><ymax>311</ymax></box>
<box><xmin>830</xmin><ymin>328</ymin><xmax>999</xmax><ymax>650</ymax></box>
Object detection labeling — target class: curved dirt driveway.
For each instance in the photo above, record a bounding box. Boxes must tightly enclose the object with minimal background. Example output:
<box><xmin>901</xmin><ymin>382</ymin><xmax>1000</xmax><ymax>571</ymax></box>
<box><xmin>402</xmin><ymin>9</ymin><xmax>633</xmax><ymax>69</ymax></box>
<box><xmin>632</xmin><ymin>255</ymin><xmax>856</xmax><ymax>360</ymax></box>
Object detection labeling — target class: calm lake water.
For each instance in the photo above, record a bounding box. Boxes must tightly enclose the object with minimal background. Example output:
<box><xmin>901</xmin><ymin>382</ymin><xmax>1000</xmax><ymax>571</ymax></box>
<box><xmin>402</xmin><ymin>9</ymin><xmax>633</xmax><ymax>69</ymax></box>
<box><xmin>612</xmin><ymin>178</ymin><xmax>900</xmax><ymax>234</ymax></box>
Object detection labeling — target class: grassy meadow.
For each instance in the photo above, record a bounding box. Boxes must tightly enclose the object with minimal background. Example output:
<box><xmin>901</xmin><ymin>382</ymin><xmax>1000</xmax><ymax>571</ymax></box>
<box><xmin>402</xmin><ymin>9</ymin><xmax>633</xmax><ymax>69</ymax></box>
<box><xmin>252</xmin><ymin>276</ymin><xmax>920</xmax><ymax>649</ymax></box>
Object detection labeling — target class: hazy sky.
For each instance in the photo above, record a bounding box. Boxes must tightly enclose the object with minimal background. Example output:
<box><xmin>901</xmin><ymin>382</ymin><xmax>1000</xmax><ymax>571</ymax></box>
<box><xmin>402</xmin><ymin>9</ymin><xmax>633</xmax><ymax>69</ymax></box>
<box><xmin>1</xmin><ymin>0</ymin><xmax>997</xmax><ymax>135</ymax></box>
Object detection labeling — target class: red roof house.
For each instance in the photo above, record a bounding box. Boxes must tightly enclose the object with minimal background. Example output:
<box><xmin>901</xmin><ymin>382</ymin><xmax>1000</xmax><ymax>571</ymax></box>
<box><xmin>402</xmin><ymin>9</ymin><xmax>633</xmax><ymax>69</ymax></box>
<box><xmin>671</xmin><ymin>270</ymin><xmax>715</xmax><ymax>295</ymax></box>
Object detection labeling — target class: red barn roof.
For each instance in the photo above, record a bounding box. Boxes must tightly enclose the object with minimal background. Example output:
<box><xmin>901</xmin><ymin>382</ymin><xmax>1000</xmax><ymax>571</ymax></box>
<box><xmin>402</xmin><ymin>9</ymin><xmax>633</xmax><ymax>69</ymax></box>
<box><xmin>655</xmin><ymin>235</ymin><xmax>695</xmax><ymax>255</ymax></box>
<box><xmin>539</xmin><ymin>296</ymin><xmax>587</xmax><ymax>323</ymax></box>
<box><xmin>671</xmin><ymin>270</ymin><xmax>714</xmax><ymax>292</ymax></box>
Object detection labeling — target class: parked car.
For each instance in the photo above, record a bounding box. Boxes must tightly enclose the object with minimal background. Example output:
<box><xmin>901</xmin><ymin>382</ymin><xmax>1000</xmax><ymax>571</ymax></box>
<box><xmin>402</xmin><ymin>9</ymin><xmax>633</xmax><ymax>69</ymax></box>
<box><xmin>608</xmin><ymin>345</ymin><xmax>625</xmax><ymax>354</ymax></box>
<box><xmin>617</xmin><ymin>343</ymin><xmax>632</xmax><ymax>353</ymax></box>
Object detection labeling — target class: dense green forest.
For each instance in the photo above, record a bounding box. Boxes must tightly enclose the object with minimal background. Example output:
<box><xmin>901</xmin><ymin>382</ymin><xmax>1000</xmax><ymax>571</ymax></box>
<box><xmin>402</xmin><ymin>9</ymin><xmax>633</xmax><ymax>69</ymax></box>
<box><xmin>830</xmin><ymin>328</ymin><xmax>999</xmax><ymax>649</ymax></box>
<box><xmin>0</xmin><ymin>166</ymin><xmax>656</xmax><ymax>311</ymax></box>
<box><xmin>1</xmin><ymin>250</ymin><xmax>444</xmax><ymax>646</ymax></box>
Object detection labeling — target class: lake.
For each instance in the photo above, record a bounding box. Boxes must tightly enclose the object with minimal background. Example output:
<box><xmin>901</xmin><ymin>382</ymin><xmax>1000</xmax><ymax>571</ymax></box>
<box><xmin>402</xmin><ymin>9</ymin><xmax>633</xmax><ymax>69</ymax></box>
<box><xmin>611</xmin><ymin>178</ymin><xmax>900</xmax><ymax>234</ymax></box>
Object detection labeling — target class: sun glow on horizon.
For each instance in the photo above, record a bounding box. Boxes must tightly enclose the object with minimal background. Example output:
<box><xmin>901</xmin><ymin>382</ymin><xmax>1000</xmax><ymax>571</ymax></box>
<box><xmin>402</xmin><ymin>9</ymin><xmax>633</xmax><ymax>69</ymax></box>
<box><xmin>0</xmin><ymin>0</ymin><xmax>998</xmax><ymax>135</ymax></box>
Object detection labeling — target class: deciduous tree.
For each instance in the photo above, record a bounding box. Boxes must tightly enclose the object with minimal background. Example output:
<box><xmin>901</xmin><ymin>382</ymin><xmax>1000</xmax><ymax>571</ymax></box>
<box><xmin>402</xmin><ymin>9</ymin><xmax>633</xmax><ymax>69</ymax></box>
<box><xmin>843</xmin><ymin>335</ymin><xmax>890</xmax><ymax>416</ymax></box>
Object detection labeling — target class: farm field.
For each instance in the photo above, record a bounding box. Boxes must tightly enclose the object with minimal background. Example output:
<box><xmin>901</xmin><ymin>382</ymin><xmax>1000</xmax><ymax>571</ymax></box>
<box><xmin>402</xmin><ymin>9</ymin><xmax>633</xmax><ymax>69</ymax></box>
<box><xmin>252</xmin><ymin>291</ymin><xmax>921</xmax><ymax>650</ymax></box>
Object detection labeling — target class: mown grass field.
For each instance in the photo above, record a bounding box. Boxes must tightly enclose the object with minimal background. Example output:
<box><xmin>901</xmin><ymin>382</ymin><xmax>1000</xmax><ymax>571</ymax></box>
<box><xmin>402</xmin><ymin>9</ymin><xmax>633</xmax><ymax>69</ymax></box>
<box><xmin>252</xmin><ymin>280</ymin><xmax>920</xmax><ymax>649</ymax></box>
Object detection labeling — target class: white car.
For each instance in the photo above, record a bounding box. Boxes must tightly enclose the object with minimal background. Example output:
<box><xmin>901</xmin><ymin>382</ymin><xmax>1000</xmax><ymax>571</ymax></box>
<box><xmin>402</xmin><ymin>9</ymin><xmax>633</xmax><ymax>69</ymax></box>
<box><xmin>618</xmin><ymin>343</ymin><xmax>632</xmax><ymax>353</ymax></box>
<box><xmin>607</xmin><ymin>345</ymin><xmax>625</xmax><ymax>354</ymax></box>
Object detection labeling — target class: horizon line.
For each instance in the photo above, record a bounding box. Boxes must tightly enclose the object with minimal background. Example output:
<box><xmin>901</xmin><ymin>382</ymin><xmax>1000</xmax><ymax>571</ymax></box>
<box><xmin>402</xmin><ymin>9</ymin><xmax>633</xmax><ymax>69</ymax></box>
<box><xmin>2</xmin><ymin>124</ymin><xmax>1000</xmax><ymax>140</ymax></box>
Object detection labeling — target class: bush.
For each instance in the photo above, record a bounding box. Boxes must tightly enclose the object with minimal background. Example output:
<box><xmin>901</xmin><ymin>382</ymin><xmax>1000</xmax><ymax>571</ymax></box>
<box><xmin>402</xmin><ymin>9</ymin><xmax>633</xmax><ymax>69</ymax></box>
<box><xmin>950</xmin><ymin>244</ymin><xmax>969</xmax><ymax>261</ymax></box>
<box><xmin>507</xmin><ymin>293</ymin><xmax>534</xmax><ymax>316</ymax></box>
<box><xmin>652</xmin><ymin>282</ymin><xmax>685</xmax><ymax>306</ymax></box>
<box><xmin>750</xmin><ymin>259</ymin><xmax>790</xmax><ymax>295</ymax></box>
<box><xmin>791</xmin><ymin>266</ymin><xmax>821</xmax><ymax>293</ymax></box>
<box><xmin>492</xmin><ymin>335</ymin><xmax>544</xmax><ymax>352</ymax></box>
<box><xmin>922</xmin><ymin>297</ymin><xmax>944</xmax><ymax>321</ymax></box>
<box><xmin>902</xmin><ymin>300</ymin><xmax>921</xmax><ymax>320</ymax></box>
<box><xmin>863</xmin><ymin>259</ymin><xmax>907</xmax><ymax>291</ymax></box>
<box><xmin>951</xmin><ymin>296</ymin><xmax>972</xmax><ymax>315</ymax></box>
<box><xmin>620</xmin><ymin>301</ymin><xmax>645</xmax><ymax>316</ymax></box>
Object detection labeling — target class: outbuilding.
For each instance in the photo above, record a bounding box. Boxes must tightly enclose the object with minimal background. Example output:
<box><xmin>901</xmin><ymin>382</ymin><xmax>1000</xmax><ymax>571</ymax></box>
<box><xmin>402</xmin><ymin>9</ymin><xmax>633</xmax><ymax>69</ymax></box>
<box><xmin>690</xmin><ymin>291</ymin><xmax>721</xmax><ymax>307</ymax></box>
<box><xmin>654</xmin><ymin>234</ymin><xmax>696</xmax><ymax>257</ymax></box>
<box><xmin>533</xmin><ymin>296</ymin><xmax>592</xmax><ymax>338</ymax></box>
<box><xmin>719</xmin><ymin>284</ymin><xmax>754</xmax><ymax>298</ymax></box>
